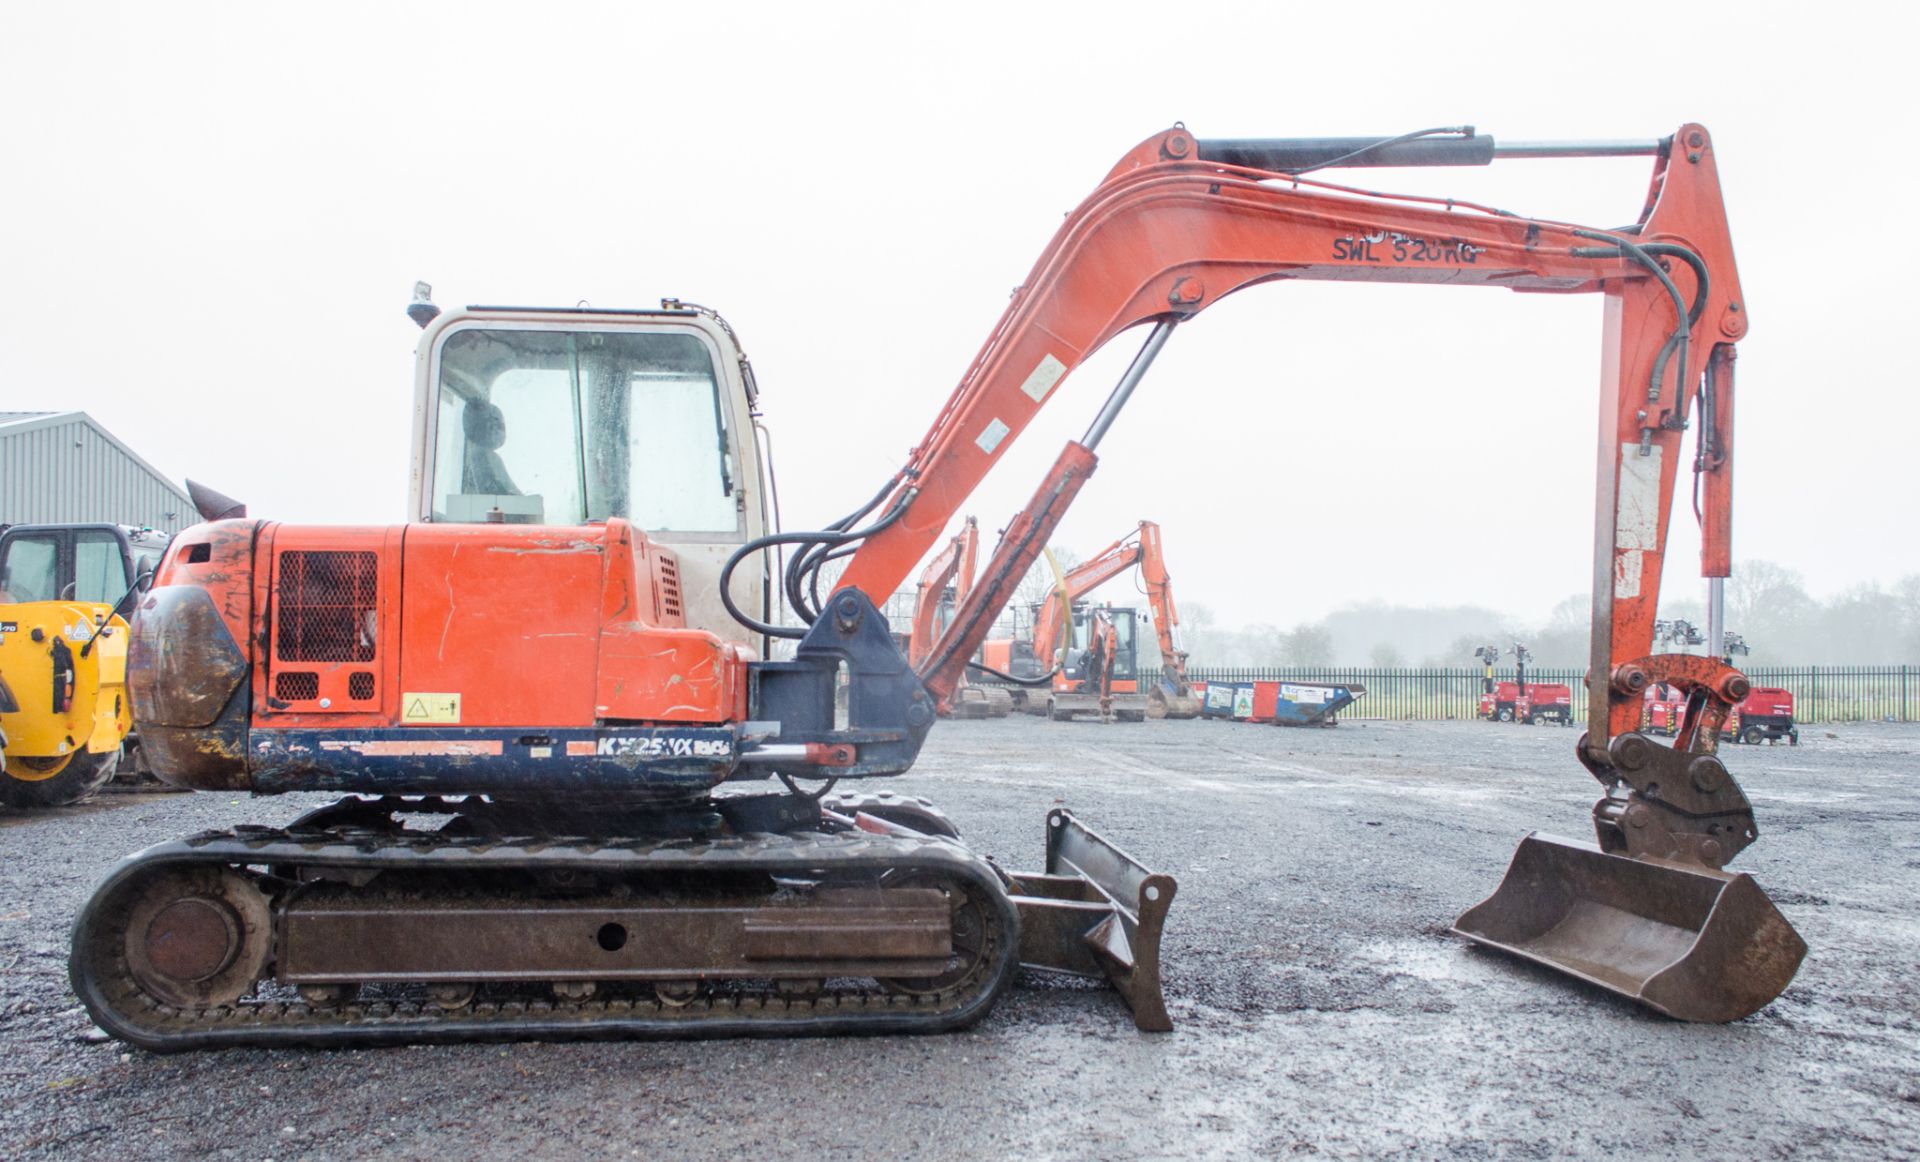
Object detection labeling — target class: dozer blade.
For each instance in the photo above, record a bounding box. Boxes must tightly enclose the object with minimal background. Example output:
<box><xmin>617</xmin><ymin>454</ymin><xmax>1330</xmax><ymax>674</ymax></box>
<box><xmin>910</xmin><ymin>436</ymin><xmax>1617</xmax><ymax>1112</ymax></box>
<box><xmin>1007</xmin><ymin>809</ymin><xmax>1176</xmax><ymax>1031</ymax></box>
<box><xmin>1452</xmin><ymin>832</ymin><xmax>1806</xmax><ymax>1022</ymax></box>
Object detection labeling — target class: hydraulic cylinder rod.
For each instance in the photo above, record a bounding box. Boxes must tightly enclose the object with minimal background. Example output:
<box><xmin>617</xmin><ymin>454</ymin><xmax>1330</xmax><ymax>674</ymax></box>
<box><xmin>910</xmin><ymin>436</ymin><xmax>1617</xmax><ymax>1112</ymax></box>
<box><xmin>1197</xmin><ymin>134</ymin><xmax>1664</xmax><ymax>171</ymax></box>
<box><xmin>1082</xmin><ymin>320</ymin><xmax>1176</xmax><ymax>451</ymax></box>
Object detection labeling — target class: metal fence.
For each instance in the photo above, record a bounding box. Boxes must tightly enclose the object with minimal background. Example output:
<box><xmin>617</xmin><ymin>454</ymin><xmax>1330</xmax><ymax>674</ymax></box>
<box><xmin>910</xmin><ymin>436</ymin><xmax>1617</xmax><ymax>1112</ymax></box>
<box><xmin>1185</xmin><ymin>665</ymin><xmax>1920</xmax><ymax>724</ymax></box>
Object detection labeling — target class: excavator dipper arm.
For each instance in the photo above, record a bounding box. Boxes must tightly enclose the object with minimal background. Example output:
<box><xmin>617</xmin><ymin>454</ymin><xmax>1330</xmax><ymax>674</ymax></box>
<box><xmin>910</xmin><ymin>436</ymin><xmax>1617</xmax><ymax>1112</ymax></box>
<box><xmin>816</xmin><ymin>124</ymin><xmax>1795</xmax><ymax>1019</ymax></box>
<box><xmin>1132</xmin><ymin>521</ymin><xmax>1197</xmax><ymax>710</ymax></box>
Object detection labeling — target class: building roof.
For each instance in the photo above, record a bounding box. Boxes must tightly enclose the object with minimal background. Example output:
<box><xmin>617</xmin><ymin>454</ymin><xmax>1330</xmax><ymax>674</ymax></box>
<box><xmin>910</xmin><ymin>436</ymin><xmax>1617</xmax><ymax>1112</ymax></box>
<box><xmin>0</xmin><ymin>410</ymin><xmax>196</xmax><ymax>528</ymax></box>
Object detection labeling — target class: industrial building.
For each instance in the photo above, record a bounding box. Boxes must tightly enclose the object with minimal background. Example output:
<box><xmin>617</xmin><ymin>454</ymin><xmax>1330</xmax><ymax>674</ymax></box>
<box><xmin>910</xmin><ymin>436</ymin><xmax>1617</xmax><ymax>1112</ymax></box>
<box><xmin>0</xmin><ymin>411</ymin><xmax>194</xmax><ymax>534</ymax></box>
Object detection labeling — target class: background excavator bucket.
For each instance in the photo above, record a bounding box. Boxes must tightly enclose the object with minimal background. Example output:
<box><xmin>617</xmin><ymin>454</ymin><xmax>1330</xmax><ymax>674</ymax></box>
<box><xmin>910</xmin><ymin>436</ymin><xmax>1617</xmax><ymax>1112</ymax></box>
<box><xmin>1008</xmin><ymin>809</ymin><xmax>1176</xmax><ymax>1031</ymax></box>
<box><xmin>1452</xmin><ymin>832</ymin><xmax>1806</xmax><ymax>1022</ymax></box>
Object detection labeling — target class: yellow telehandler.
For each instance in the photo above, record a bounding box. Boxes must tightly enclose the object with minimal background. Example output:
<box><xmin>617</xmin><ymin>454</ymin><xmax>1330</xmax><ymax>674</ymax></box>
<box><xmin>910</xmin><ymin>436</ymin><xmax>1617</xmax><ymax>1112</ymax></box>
<box><xmin>0</xmin><ymin>599</ymin><xmax>132</xmax><ymax>807</ymax></box>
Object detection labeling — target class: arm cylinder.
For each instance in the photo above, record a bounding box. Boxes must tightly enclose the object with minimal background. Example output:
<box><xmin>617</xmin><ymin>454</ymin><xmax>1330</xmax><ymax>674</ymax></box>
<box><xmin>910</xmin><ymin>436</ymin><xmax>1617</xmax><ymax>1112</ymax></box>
<box><xmin>1197</xmin><ymin>135</ymin><xmax>1664</xmax><ymax>171</ymax></box>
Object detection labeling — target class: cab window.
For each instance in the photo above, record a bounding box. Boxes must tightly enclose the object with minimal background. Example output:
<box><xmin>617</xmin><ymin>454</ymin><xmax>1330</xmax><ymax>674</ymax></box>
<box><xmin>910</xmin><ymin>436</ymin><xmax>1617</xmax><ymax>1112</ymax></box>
<box><xmin>431</xmin><ymin>327</ymin><xmax>736</xmax><ymax>533</ymax></box>
<box><xmin>73</xmin><ymin>532</ymin><xmax>126</xmax><ymax>603</ymax></box>
<box><xmin>0</xmin><ymin>535</ymin><xmax>58</xmax><ymax>603</ymax></box>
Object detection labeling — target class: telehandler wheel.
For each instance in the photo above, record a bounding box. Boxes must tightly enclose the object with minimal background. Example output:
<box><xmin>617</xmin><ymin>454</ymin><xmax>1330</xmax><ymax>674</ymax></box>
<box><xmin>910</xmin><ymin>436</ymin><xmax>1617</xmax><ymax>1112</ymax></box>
<box><xmin>1496</xmin><ymin>708</ymin><xmax>1515</xmax><ymax>723</ymax></box>
<box><xmin>0</xmin><ymin>746</ymin><xmax>120</xmax><ymax>809</ymax></box>
<box><xmin>1740</xmin><ymin>725</ymin><xmax>1765</xmax><ymax>746</ymax></box>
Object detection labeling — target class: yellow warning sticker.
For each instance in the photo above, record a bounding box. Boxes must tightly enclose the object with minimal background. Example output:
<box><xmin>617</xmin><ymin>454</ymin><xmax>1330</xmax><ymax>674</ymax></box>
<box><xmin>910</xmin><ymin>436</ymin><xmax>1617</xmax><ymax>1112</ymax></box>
<box><xmin>401</xmin><ymin>693</ymin><xmax>462</xmax><ymax>724</ymax></box>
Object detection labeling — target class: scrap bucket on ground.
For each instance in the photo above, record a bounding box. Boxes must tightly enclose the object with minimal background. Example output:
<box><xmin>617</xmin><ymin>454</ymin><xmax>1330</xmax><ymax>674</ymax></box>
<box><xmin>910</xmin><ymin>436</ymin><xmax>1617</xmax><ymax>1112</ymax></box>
<box><xmin>1453</xmin><ymin>830</ymin><xmax>1806</xmax><ymax>1022</ymax></box>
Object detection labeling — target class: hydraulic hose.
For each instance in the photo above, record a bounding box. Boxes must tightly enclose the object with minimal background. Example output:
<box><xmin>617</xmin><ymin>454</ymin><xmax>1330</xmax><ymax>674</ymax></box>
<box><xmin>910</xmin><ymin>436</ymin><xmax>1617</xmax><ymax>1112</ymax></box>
<box><xmin>1571</xmin><ymin>231</ymin><xmax>1707</xmax><ymax>406</ymax></box>
<box><xmin>782</xmin><ymin>475</ymin><xmax>910</xmax><ymax>622</ymax></box>
<box><xmin>720</xmin><ymin>479</ymin><xmax>917</xmax><ymax>638</ymax></box>
<box><xmin>721</xmin><ymin>528</ymin><xmax>855</xmax><ymax>638</ymax></box>
<box><xmin>965</xmin><ymin>660</ymin><xmax>1062</xmax><ymax>688</ymax></box>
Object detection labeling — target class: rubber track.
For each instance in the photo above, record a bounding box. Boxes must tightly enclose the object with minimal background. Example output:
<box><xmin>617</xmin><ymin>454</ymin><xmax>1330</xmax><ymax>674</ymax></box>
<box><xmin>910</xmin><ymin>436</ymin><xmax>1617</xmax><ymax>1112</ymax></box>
<box><xmin>71</xmin><ymin>825</ymin><xmax>1020</xmax><ymax>1052</ymax></box>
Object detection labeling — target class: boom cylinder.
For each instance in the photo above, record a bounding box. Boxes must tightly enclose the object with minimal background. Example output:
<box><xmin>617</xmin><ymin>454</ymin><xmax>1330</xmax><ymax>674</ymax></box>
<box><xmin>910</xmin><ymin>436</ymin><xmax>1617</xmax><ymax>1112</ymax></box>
<box><xmin>1198</xmin><ymin>134</ymin><xmax>1495</xmax><ymax>171</ymax></box>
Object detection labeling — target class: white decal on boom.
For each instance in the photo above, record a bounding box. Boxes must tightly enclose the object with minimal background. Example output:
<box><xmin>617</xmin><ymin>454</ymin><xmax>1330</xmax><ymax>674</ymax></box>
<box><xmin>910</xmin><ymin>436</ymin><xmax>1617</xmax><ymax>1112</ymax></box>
<box><xmin>976</xmin><ymin>418</ymin><xmax>1011</xmax><ymax>455</ymax></box>
<box><xmin>1019</xmin><ymin>354</ymin><xmax>1067</xmax><ymax>403</ymax></box>
<box><xmin>1616</xmin><ymin>443</ymin><xmax>1661</xmax><ymax>550</ymax></box>
<box><xmin>1613</xmin><ymin>442</ymin><xmax>1662</xmax><ymax>600</ymax></box>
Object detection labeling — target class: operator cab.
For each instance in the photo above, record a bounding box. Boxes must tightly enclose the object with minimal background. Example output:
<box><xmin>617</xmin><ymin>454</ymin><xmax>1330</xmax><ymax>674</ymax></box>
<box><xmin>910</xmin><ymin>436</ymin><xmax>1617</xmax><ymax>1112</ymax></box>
<box><xmin>407</xmin><ymin>298</ymin><xmax>770</xmax><ymax>644</ymax></box>
<box><xmin>1062</xmin><ymin>604</ymin><xmax>1139</xmax><ymax>684</ymax></box>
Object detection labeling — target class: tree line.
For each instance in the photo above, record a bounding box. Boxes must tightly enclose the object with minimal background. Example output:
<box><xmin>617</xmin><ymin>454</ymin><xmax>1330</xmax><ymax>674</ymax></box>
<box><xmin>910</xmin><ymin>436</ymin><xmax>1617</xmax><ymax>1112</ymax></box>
<box><xmin>1173</xmin><ymin>562</ymin><xmax>1920</xmax><ymax>669</ymax></box>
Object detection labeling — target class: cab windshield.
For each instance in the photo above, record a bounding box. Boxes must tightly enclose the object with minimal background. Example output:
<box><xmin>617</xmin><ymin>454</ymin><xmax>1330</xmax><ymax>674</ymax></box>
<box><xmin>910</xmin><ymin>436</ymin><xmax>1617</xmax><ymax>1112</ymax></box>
<box><xmin>1068</xmin><ymin>607</ymin><xmax>1139</xmax><ymax>680</ymax></box>
<box><xmin>430</xmin><ymin>326</ymin><xmax>737</xmax><ymax>532</ymax></box>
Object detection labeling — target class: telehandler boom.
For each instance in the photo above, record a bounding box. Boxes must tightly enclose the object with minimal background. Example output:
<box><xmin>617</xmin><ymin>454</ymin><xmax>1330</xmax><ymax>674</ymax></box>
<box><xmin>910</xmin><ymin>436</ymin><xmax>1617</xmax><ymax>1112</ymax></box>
<box><xmin>79</xmin><ymin>122</ymin><xmax>1802</xmax><ymax>1050</ymax></box>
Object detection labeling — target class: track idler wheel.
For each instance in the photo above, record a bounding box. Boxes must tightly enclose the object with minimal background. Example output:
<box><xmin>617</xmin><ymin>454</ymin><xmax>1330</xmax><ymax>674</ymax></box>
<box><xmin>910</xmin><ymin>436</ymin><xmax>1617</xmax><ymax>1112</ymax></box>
<box><xmin>878</xmin><ymin>874</ymin><xmax>994</xmax><ymax>998</ymax></box>
<box><xmin>122</xmin><ymin>867</ymin><xmax>271</xmax><ymax>1008</ymax></box>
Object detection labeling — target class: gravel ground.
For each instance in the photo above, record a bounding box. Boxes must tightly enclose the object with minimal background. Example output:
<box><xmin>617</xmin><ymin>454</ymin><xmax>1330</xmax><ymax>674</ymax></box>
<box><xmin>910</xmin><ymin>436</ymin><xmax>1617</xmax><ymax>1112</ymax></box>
<box><xmin>2</xmin><ymin>717</ymin><xmax>1915</xmax><ymax>1160</ymax></box>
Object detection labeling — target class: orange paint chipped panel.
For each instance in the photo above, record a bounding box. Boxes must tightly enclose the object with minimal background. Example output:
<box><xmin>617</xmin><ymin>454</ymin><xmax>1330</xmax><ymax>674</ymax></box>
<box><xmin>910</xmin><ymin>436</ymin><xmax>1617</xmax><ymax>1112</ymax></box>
<box><xmin>595</xmin><ymin>629</ymin><xmax>746</xmax><ymax>724</ymax></box>
<box><xmin>398</xmin><ymin>524</ymin><xmax>605</xmax><ymax>727</ymax></box>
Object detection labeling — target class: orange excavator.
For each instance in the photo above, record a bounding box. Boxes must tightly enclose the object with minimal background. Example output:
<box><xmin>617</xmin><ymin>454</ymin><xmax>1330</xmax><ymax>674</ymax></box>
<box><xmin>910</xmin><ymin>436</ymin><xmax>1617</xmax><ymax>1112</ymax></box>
<box><xmin>906</xmin><ymin>517</ymin><xmax>1010</xmax><ymax>719</ymax></box>
<box><xmin>1000</xmin><ymin>521</ymin><xmax>1201</xmax><ymax>722</ymax></box>
<box><xmin>80</xmin><ymin>122</ymin><xmax>1804</xmax><ymax>1050</ymax></box>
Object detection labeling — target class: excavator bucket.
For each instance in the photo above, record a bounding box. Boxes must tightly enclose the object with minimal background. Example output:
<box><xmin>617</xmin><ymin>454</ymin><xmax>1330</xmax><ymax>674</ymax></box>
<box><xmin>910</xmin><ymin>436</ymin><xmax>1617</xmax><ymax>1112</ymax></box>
<box><xmin>1452</xmin><ymin>832</ymin><xmax>1806</xmax><ymax>1022</ymax></box>
<box><xmin>950</xmin><ymin>685</ymin><xmax>1013</xmax><ymax>719</ymax></box>
<box><xmin>1007</xmin><ymin>809</ymin><xmax>1176</xmax><ymax>1031</ymax></box>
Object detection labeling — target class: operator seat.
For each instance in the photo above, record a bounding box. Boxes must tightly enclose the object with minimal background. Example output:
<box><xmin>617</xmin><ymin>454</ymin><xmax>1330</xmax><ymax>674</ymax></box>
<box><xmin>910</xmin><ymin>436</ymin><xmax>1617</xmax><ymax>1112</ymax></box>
<box><xmin>461</xmin><ymin>401</ymin><xmax>520</xmax><ymax>495</ymax></box>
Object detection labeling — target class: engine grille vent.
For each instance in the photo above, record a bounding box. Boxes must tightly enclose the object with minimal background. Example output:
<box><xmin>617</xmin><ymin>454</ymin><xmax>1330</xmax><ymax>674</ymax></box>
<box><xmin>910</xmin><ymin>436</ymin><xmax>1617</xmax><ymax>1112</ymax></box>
<box><xmin>276</xmin><ymin>672</ymin><xmax>320</xmax><ymax>701</ymax></box>
<box><xmin>275</xmin><ymin>551</ymin><xmax>378</xmax><ymax>663</ymax></box>
<box><xmin>658</xmin><ymin>554</ymin><xmax>683</xmax><ymax>621</ymax></box>
<box><xmin>349</xmin><ymin>671</ymin><xmax>376</xmax><ymax>701</ymax></box>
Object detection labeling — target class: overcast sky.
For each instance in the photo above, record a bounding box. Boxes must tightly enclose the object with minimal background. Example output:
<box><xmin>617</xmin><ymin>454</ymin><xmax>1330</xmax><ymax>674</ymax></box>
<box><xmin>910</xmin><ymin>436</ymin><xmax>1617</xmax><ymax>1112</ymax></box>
<box><xmin>3</xmin><ymin>1</ymin><xmax>1911</xmax><ymax>630</ymax></box>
